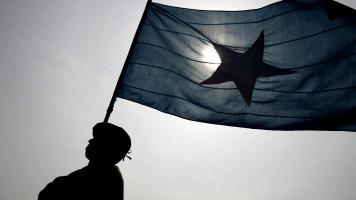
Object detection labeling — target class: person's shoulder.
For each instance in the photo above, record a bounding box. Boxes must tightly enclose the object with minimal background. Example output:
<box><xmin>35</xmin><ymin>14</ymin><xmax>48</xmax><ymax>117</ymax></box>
<box><xmin>38</xmin><ymin>167</ymin><xmax>88</xmax><ymax>200</ymax></box>
<box><xmin>67</xmin><ymin>166</ymin><xmax>89</xmax><ymax>177</ymax></box>
<box><xmin>38</xmin><ymin>176</ymin><xmax>67</xmax><ymax>200</ymax></box>
<box><xmin>43</xmin><ymin>175</ymin><xmax>67</xmax><ymax>189</ymax></box>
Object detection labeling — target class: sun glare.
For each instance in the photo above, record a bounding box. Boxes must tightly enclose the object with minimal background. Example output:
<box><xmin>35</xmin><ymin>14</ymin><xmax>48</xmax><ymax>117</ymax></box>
<box><xmin>203</xmin><ymin>47</ymin><xmax>221</xmax><ymax>64</ymax></box>
<box><xmin>202</xmin><ymin>46</ymin><xmax>221</xmax><ymax>72</ymax></box>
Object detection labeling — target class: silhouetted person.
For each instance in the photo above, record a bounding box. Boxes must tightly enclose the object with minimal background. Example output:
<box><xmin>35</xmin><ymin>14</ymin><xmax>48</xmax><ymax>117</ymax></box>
<box><xmin>38</xmin><ymin>122</ymin><xmax>131</xmax><ymax>200</ymax></box>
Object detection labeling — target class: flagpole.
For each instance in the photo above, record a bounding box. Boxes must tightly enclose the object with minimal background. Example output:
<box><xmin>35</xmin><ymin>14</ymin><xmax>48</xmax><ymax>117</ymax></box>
<box><xmin>104</xmin><ymin>0</ymin><xmax>152</xmax><ymax>123</ymax></box>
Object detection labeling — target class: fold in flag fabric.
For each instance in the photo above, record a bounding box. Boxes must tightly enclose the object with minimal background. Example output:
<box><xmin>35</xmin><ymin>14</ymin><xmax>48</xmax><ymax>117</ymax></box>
<box><xmin>117</xmin><ymin>0</ymin><xmax>356</xmax><ymax>131</ymax></box>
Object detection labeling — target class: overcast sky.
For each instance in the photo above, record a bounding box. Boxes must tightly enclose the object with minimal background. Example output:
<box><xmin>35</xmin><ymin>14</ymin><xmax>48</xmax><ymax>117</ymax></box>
<box><xmin>0</xmin><ymin>0</ymin><xmax>356</xmax><ymax>200</ymax></box>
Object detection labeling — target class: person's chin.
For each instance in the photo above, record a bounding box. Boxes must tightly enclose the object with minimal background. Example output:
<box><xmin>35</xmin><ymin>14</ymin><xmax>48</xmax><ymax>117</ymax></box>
<box><xmin>85</xmin><ymin>148</ymin><xmax>92</xmax><ymax>160</ymax></box>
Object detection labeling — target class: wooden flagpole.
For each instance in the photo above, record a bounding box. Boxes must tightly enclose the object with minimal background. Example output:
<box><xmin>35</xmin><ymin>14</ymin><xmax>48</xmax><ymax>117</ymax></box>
<box><xmin>104</xmin><ymin>0</ymin><xmax>152</xmax><ymax>123</ymax></box>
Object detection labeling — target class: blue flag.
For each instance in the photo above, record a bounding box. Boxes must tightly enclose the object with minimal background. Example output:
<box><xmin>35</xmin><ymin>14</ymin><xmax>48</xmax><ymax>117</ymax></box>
<box><xmin>117</xmin><ymin>0</ymin><xmax>356</xmax><ymax>131</ymax></box>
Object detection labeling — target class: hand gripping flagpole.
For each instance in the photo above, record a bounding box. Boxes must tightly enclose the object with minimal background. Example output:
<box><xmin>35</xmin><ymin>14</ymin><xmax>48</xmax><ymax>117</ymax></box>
<box><xmin>104</xmin><ymin>0</ymin><xmax>152</xmax><ymax>123</ymax></box>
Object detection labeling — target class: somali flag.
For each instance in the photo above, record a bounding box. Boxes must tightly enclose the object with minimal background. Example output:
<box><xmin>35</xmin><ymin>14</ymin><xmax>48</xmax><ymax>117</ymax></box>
<box><xmin>116</xmin><ymin>0</ymin><xmax>356</xmax><ymax>131</ymax></box>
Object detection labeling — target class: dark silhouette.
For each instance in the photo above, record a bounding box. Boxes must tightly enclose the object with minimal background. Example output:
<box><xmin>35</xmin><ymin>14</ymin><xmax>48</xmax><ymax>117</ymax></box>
<box><xmin>38</xmin><ymin>122</ymin><xmax>131</xmax><ymax>200</ymax></box>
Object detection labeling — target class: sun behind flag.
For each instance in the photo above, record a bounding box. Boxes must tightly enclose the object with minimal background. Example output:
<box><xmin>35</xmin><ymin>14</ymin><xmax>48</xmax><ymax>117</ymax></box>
<box><xmin>114</xmin><ymin>0</ymin><xmax>356</xmax><ymax>131</ymax></box>
<box><xmin>201</xmin><ymin>31</ymin><xmax>294</xmax><ymax>106</ymax></box>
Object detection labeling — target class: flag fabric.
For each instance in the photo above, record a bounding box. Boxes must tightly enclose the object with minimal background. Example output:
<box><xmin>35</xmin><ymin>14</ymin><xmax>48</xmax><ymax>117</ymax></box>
<box><xmin>117</xmin><ymin>0</ymin><xmax>356</xmax><ymax>131</ymax></box>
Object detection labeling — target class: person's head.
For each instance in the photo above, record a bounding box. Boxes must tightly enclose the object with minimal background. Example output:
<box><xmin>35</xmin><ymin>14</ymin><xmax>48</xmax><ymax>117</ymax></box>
<box><xmin>85</xmin><ymin>122</ymin><xmax>131</xmax><ymax>165</ymax></box>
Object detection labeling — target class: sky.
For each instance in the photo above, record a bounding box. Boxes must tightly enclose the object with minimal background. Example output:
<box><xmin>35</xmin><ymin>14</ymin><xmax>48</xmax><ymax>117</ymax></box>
<box><xmin>0</xmin><ymin>0</ymin><xmax>355</xmax><ymax>200</ymax></box>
